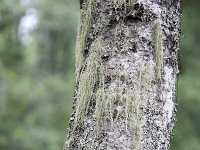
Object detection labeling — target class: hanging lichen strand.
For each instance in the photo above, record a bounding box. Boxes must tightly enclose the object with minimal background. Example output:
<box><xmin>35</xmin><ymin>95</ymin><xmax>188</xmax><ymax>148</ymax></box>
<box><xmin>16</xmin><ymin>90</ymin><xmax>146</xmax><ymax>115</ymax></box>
<box><xmin>74</xmin><ymin>38</ymin><xmax>103</xmax><ymax>129</ymax></box>
<box><xmin>154</xmin><ymin>20</ymin><xmax>163</xmax><ymax>81</ymax></box>
<box><xmin>75</xmin><ymin>0</ymin><xmax>94</xmax><ymax>75</ymax></box>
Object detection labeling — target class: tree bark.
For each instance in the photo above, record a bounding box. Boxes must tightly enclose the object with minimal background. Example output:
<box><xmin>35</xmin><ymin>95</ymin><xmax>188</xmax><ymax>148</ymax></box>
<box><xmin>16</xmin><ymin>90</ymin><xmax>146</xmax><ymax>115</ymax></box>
<box><xmin>64</xmin><ymin>0</ymin><xmax>181</xmax><ymax>149</ymax></box>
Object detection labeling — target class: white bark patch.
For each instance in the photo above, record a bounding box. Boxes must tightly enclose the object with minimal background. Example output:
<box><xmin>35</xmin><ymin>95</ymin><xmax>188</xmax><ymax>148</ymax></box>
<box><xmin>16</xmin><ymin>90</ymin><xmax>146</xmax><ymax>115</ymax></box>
<box><xmin>137</xmin><ymin>0</ymin><xmax>162</xmax><ymax>18</ymax></box>
<box><xmin>137</xmin><ymin>0</ymin><xmax>151</xmax><ymax>5</ymax></box>
<box><xmin>120</xmin><ymin>58</ymin><xmax>129</xmax><ymax>69</ymax></box>
<box><xmin>163</xmin><ymin>66</ymin><xmax>174</xmax><ymax>124</ymax></box>
<box><xmin>149</xmin><ymin>4</ymin><xmax>162</xmax><ymax>18</ymax></box>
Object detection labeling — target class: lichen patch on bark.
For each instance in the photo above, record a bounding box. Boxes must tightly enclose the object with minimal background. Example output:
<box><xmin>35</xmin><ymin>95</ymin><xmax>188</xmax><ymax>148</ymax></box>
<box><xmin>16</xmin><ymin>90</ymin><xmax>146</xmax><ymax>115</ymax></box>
<box><xmin>75</xmin><ymin>0</ymin><xmax>94</xmax><ymax>75</ymax></box>
<box><xmin>65</xmin><ymin>0</ymin><xmax>181</xmax><ymax>149</ymax></box>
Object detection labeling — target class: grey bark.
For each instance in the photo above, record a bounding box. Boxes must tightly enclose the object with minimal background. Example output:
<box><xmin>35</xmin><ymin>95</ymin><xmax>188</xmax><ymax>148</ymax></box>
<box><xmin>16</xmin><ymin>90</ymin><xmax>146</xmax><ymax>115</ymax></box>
<box><xmin>64</xmin><ymin>0</ymin><xmax>181</xmax><ymax>150</ymax></box>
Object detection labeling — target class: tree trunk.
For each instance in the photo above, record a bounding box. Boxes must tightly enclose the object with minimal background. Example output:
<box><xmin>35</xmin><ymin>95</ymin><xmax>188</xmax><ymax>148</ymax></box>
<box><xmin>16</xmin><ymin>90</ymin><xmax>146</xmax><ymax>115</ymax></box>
<box><xmin>64</xmin><ymin>0</ymin><xmax>181</xmax><ymax>149</ymax></box>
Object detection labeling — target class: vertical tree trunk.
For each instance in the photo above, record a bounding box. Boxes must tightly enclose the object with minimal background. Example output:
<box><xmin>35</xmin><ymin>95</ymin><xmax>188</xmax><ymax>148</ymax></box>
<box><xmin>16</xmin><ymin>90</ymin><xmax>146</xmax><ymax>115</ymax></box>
<box><xmin>64</xmin><ymin>0</ymin><xmax>181</xmax><ymax>149</ymax></box>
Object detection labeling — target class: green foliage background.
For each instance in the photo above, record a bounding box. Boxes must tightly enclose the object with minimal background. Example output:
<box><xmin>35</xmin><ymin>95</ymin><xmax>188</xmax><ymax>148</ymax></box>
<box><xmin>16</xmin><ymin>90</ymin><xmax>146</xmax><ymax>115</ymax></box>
<box><xmin>0</xmin><ymin>0</ymin><xmax>199</xmax><ymax>149</ymax></box>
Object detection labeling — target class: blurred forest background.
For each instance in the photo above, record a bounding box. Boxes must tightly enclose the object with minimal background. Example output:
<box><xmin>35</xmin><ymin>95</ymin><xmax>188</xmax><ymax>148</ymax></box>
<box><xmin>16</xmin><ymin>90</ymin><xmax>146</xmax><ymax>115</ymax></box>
<box><xmin>0</xmin><ymin>0</ymin><xmax>199</xmax><ymax>150</ymax></box>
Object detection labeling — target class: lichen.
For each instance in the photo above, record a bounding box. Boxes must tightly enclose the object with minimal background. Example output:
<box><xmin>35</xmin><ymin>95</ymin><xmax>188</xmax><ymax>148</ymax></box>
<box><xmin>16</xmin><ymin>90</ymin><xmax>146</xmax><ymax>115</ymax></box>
<box><xmin>124</xmin><ymin>84</ymin><xmax>142</xmax><ymax>150</ymax></box>
<box><xmin>71</xmin><ymin>38</ymin><xmax>155</xmax><ymax>150</ymax></box>
<box><xmin>74</xmin><ymin>37</ymin><xmax>104</xmax><ymax>129</ymax></box>
<box><xmin>93</xmin><ymin>58</ymin><xmax>154</xmax><ymax>149</ymax></box>
<box><xmin>93</xmin><ymin>75</ymin><xmax>143</xmax><ymax>148</ymax></box>
<box><xmin>75</xmin><ymin>0</ymin><xmax>94</xmax><ymax>75</ymax></box>
<box><xmin>113</xmin><ymin>0</ymin><xmax>126</xmax><ymax>7</ymax></box>
<box><xmin>121</xmin><ymin>40</ymin><xmax>132</xmax><ymax>52</ymax></box>
<box><xmin>70</xmin><ymin>1</ymin><xmax>159</xmax><ymax>149</ymax></box>
<box><xmin>154</xmin><ymin>20</ymin><xmax>163</xmax><ymax>81</ymax></box>
<box><xmin>63</xmin><ymin>138</ymin><xmax>74</xmax><ymax>150</ymax></box>
<box><xmin>140</xmin><ymin>59</ymin><xmax>155</xmax><ymax>100</ymax></box>
<box><xmin>114</xmin><ymin>23</ymin><xmax>122</xmax><ymax>48</ymax></box>
<box><xmin>133</xmin><ymin>60</ymin><xmax>154</xmax><ymax>150</ymax></box>
<box><xmin>113</xmin><ymin>0</ymin><xmax>133</xmax><ymax>8</ymax></box>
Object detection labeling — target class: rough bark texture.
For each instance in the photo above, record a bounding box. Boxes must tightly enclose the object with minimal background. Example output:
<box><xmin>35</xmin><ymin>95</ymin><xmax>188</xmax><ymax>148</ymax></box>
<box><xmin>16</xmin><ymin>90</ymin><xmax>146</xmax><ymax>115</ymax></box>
<box><xmin>64</xmin><ymin>0</ymin><xmax>181</xmax><ymax>149</ymax></box>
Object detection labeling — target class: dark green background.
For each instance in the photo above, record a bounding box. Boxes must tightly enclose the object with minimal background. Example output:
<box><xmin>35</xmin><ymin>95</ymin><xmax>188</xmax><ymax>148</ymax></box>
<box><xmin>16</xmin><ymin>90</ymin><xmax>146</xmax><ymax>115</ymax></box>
<box><xmin>0</xmin><ymin>0</ymin><xmax>199</xmax><ymax>149</ymax></box>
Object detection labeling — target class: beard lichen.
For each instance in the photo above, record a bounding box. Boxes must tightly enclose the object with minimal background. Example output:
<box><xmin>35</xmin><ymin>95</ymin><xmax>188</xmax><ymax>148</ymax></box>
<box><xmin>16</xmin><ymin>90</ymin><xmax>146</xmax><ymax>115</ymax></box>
<box><xmin>75</xmin><ymin>0</ymin><xmax>94</xmax><ymax>75</ymax></box>
<box><xmin>113</xmin><ymin>0</ymin><xmax>133</xmax><ymax>8</ymax></box>
<box><xmin>74</xmin><ymin>37</ymin><xmax>104</xmax><ymax>129</ymax></box>
<box><xmin>75</xmin><ymin>34</ymin><xmax>155</xmax><ymax>149</ymax></box>
<box><xmin>93</xmin><ymin>57</ymin><xmax>155</xmax><ymax>149</ymax></box>
<box><xmin>70</xmin><ymin>1</ymin><xmax>158</xmax><ymax>149</ymax></box>
<box><xmin>93</xmin><ymin>71</ymin><xmax>143</xmax><ymax>149</ymax></box>
<box><xmin>154</xmin><ymin>20</ymin><xmax>163</xmax><ymax>81</ymax></box>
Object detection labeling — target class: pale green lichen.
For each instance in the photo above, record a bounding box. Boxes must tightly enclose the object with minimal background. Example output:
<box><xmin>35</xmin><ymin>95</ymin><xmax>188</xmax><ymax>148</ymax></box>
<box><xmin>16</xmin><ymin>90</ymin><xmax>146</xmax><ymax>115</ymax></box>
<box><xmin>113</xmin><ymin>0</ymin><xmax>126</xmax><ymax>7</ymax></box>
<box><xmin>114</xmin><ymin>23</ymin><xmax>122</xmax><ymax>46</ymax></box>
<box><xmin>93</xmin><ymin>64</ymin><xmax>107</xmax><ymax>134</ymax></box>
<box><xmin>154</xmin><ymin>20</ymin><xmax>163</xmax><ymax>81</ymax></box>
<box><xmin>124</xmin><ymin>84</ymin><xmax>141</xmax><ymax>150</ymax></box>
<box><xmin>71</xmin><ymin>1</ymin><xmax>157</xmax><ymax>148</ymax></box>
<box><xmin>72</xmin><ymin>44</ymin><xmax>154</xmax><ymax>150</ymax></box>
<box><xmin>122</xmin><ymin>40</ymin><xmax>132</xmax><ymax>52</ymax></box>
<box><xmin>63</xmin><ymin>138</ymin><xmax>74</xmax><ymax>150</ymax></box>
<box><xmin>75</xmin><ymin>0</ymin><xmax>94</xmax><ymax>75</ymax></box>
<box><xmin>113</xmin><ymin>0</ymin><xmax>134</xmax><ymax>12</ymax></box>
<box><xmin>140</xmin><ymin>60</ymin><xmax>155</xmax><ymax>100</ymax></box>
<box><xmin>74</xmin><ymin>38</ymin><xmax>104</xmax><ymax>129</ymax></box>
<box><xmin>94</xmin><ymin>67</ymin><xmax>140</xmax><ymax>132</ymax></box>
<box><xmin>134</xmin><ymin>60</ymin><xmax>154</xmax><ymax>149</ymax></box>
<box><xmin>113</xmin><ymin>0</ymin><xmax>133</xmax><ymax>8</ymax></box>
<box><xmin>93</xmin><ymin>59</ymin><xmax>154</xmax><ymax>149</ymax></box>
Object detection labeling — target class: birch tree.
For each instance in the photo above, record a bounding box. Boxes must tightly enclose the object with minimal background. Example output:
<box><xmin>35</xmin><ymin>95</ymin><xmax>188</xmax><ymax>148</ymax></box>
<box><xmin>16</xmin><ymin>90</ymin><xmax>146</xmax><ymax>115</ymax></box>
<box><xmin>64</xmin><ymin>0</ymin><xmax>181</xmax><ymax>149</ymax></box>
